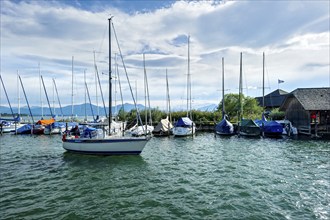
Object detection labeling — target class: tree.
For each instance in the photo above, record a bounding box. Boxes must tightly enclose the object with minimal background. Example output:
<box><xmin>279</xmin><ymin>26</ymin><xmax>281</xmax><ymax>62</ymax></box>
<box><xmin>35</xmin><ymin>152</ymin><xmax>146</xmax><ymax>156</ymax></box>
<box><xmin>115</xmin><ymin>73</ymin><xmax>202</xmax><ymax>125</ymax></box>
<box><xmin>217</xmin><ymin>93</ymin><xmax>263</xmax><ymax>122</ymax></box>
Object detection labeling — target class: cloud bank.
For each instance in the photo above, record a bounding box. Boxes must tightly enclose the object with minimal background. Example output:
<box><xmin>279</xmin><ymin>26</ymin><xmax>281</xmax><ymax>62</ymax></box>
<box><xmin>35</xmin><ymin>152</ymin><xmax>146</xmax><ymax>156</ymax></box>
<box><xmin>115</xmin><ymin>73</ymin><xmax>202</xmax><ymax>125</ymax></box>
<box><xmin>1</xmin><ymin>0</ymin><xmax>329</xmax><ymax>111</ymax></box>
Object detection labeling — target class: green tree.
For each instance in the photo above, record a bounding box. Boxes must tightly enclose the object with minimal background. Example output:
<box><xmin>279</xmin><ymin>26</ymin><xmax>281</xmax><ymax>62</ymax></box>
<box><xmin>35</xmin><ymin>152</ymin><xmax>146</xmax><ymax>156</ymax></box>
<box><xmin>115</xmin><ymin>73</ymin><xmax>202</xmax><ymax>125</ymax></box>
<box><xmin>217</xmin><ymin>93</ymin><xmax>263</xmax><ymax>122</ymax></box>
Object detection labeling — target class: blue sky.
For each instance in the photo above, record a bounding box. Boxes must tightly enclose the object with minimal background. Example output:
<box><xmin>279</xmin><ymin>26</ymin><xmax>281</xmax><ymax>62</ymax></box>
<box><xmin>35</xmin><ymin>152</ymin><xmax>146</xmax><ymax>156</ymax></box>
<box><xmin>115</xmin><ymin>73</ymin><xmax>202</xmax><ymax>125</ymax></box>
<box><xmin>1</xmin><ymin>0</ymin><xmax>329</xmax><ymax>111</ymax></box>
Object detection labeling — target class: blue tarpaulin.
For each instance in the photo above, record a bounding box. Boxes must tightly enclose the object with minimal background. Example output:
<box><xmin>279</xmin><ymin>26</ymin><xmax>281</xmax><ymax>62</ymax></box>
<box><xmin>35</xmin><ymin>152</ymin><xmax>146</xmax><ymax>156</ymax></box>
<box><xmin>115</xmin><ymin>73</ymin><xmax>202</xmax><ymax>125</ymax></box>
<box><xmin>175</xmin><ymin>117</ymin><xmax>193</xmax><ymax>127</ymax></box>
<box><xmin>216</xmin><ymin>118</ymin><xmax>234</xmax><ymax>134</ymax></box>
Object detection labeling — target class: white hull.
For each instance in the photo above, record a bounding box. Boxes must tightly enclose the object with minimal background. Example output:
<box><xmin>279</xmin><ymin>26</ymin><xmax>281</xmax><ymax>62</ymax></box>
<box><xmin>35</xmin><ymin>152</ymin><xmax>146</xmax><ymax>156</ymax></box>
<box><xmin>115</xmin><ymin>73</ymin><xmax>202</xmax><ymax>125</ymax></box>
<box><xmin>0</xmin><ymin>123</ymin><xmax>23</xmax><ymax>133</ymax></box>
<box><xmin>172</xmin><ymin>126</ymin><xmax>195</xmax><ymax>137</ymax></box>
<box><xmin>62</xmin><ymin>136</ymin><xmax>149</xmax><ymax>155</ymax></box>
<box><xmin>44</xmin><ymin>127</ymin><xmax>66</xmax><ymax>135</ymax></box>
<box><xmin>130</xmin><ymin>125</ymin><xmax>154</xmax><ymax>137</ymax></box>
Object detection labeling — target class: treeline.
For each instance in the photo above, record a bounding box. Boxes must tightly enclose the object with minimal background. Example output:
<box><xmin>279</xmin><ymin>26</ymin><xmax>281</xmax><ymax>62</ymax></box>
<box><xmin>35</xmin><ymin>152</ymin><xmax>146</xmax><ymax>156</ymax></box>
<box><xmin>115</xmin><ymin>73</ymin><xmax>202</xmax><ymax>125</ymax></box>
<box><xmin>117</xmin><ymin>93</ymin><xmax>285</xmax><ymax>125</ymax></box>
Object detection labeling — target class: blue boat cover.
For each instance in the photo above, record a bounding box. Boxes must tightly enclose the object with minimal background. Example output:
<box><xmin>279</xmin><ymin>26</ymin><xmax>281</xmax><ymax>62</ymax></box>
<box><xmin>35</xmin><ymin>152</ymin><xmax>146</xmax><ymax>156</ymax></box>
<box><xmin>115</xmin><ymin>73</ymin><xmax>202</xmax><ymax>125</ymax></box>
<box><xmin>255</xmin><ymin>118</ymin><xmax>283</xmax><ymax>134</ymax></box>
<box><xmin>16</xmin><ymin>124</ymin><xmax>32</xmax><ymax>134</ymax></box>
<box><xmin>175</xmin><ymin>117</ymin><xmax>193</xmax><ymax>127</ymax></box>
<box><xmin>216</xmin><ymin>119</ymin><xmax>234</xmax><ymax>134</ymax></box>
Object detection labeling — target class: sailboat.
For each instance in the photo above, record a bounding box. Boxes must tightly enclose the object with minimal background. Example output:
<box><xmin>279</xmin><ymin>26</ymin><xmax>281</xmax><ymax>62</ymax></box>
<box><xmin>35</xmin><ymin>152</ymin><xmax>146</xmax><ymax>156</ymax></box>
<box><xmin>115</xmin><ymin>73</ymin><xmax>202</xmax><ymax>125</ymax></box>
<box><xmin>62</xmin><ymin>17</ymin><xmax>150</xmax><ymax>155</ymax></box>
<box><xmin>153</xmin><ymin>69</ymin><xmax>174</xmax><ymax>136</ymax></box>
<box><xmin>16</xmin><ymin>75</ymin><xmax>34</xmax><ymax>134</ymax></box>
<box><xmin>130</xmin><ymin>53</ymin><xmax>154</xmax><ymax>137</ymax></box>
<box><xmin>237</xmin><ymin>52</ymin><xmax>260</xmax><ymax>137</ymax></box>
<box><xmin>215</xmin><ymin>57</ymin><xmax>234</xmax><ymax>136</ymax></box>
<box><xmin>254</xmin><ymin>52</ymin><xmax>283</xmax><ymax>137</ymax></box>
<box><xmin>0</xmin><ymin>75</ymin><xmax>22</xmax><ymax>133</ymax></box>
<box><xmin>173</xmin><ymin>35</ymin><xmax>195</xmax><ymax>137</ymax></box>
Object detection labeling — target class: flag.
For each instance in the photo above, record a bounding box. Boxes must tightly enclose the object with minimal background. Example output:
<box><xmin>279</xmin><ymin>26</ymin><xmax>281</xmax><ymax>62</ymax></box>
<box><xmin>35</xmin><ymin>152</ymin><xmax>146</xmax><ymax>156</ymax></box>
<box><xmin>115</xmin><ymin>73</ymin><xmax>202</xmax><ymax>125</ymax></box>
<box><xmin>278</xmin><ymin>79</ymin><xmax>284</xmax><ymax>84</ymax></box>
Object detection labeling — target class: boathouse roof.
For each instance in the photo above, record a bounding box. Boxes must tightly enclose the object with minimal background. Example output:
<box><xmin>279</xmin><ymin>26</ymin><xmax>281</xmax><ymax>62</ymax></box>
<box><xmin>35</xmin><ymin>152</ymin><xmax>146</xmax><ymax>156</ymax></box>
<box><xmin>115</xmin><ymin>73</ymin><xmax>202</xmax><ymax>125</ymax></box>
<box><xmin>280</xmin><ymin>87</ymin><xmax>330</xmax><ymax>111</ymax></box>
<box><xmin>255</xmin><ymin>89</ymin><xmax>289</xmax><ymax>108</ymax></box>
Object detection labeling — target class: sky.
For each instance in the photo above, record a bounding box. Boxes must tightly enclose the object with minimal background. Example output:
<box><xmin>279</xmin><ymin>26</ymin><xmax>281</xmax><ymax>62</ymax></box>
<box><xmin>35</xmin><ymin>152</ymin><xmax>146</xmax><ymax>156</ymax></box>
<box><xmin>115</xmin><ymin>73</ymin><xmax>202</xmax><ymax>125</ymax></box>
<box><xmin>1</xmin><ymin>0</ymin><xmax>329</xmax><ymax>111</ymax></box>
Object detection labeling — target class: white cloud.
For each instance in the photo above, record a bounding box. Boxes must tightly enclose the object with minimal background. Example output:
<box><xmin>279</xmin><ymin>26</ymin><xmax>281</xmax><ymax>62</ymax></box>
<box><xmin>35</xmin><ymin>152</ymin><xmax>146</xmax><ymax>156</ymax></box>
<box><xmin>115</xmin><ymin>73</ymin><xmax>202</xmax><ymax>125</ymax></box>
<box><xmin>1</xmin><ymin>0</ymin><xmax>329</xmax><ymax>112</ymax></box>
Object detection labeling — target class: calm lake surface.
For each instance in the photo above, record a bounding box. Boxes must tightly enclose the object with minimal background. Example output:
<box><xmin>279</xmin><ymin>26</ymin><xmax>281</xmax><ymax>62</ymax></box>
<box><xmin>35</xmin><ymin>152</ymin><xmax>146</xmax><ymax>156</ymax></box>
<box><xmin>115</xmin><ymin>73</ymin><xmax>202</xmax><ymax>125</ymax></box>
<box><xmin>0</xmin><ymin>133</ymin><xmax>329</xmax><ymax>219</ymax></box>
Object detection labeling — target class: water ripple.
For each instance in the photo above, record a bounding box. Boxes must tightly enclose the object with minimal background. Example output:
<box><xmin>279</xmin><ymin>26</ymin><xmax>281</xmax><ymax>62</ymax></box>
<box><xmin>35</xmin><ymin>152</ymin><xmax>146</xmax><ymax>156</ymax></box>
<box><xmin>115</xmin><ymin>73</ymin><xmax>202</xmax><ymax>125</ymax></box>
<box><xmin>0</xmin><ymin>133</ymin><xmax>329</xmax><ymax>219</ymax></box>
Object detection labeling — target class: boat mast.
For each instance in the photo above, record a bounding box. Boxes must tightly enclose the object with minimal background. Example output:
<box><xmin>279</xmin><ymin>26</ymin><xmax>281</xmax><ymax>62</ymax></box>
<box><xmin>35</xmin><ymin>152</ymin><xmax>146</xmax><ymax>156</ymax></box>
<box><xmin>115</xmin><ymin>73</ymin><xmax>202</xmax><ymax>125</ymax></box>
<box><xmin>53</xmin><ymin>78</ymin><xmax>64</xmax><ymax>118</ymax></box>
<box><xmin>0</xmin><ymin>75</ymin><xmax>15</xmax><ymax>119</ymax></box>
<box><xmin>262</xmin><ymin>52</ymin><xmax>265</xmax><ymax>113</ymax></box>
<box><xmin>108</xmin><ymin>17</ymin><xmax>113</xmax><ymax>134</ymax></box>
<box><xmin>84</xmin><ymin>70</ymin><xmax>87</xmax><ymax>121</ymax></box>
<box><xmin>187</xmin><ymin>35</ymin><xmax>190</xmax><ymax>118</ymax></box>
<box><xmin>18</xmin><ymin>75</ymin><xmax>34</xmax><ymax>124</ymax></box>
<box><xmin>39</xmin><ymin>63</ymin><xmax>43</xmax><ymax>118</ymax></box>
<box><xmin>71</xmin><ymin>56</ymin><xmax>74</xmax><ymax>120</ymax></box>
<box><xmin>222</xmin><ymin>57</ymin><xmax>225</xmax><ymax>119</ymax></box>
<box><xmin>17</xmin><ymin>70</ymin><xmax>20</xmax><ymax>116</ymax></box>
<box><xmin>41</xmin><ymin>75</ymin><xmax>54</xmax><ymax>118</ymax></box>
<box><xmin>94</xmin><ymin>51</ymin><xmax>99</xmax><ymax>117</ymax></box>
<box><xmin>239</xmin><ymin>52</ymin><xmax>243</xmax><ymax>122</ymax></box>
<box><xmin>143</xmin><ymin>53</ymin><xmax>147</xmax><ymax>132</ymax></box>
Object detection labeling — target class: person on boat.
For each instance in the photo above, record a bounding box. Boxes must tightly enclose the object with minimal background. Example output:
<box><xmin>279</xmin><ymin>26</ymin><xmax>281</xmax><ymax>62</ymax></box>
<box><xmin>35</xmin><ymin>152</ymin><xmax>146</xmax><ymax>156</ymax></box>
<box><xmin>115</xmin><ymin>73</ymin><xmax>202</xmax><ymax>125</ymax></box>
<box><xmin>70</xmin><ymin>125</ymin><xmax>80</xmax><ymax>137</ymax></box>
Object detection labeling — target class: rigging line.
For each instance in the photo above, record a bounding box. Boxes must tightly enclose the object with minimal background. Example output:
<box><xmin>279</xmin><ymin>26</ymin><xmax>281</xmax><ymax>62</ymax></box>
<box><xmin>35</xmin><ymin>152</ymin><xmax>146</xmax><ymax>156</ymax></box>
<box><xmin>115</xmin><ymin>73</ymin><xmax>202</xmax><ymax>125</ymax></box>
<box><xmin>112</xmin><ymin>22</ymin><xmax>145</xmax><ymax>130</ymax></box>
<box><xmin>97</xmin><ymin>23</ymin><xmax>108</xmax><ymax>60</ymax></box>
<box><xmin>53</xmin><ymin>78</ymin><xmax>64</xmax><ymax>118</ymax></box>
<box><xmin>85</xmin><ymin>82</ymin><xmax>96</xmax><ymax>122</ymax></box>
<box><xmin>41</xmin><ymin>75</ymin><xmax>54</xmax><ymax>117</ymax></box>
<box><xmin>94</xmin><ymin>52</ymin><xmax>107</xmax><ymax>117</ymax></box>
<box><xmin>143</xmin><ymin>54</ymin><xmax>152</xmax><ymax>125</ymax></box>
<box><xmin>115</xmin><ymin>53</ymin><xmax>125</xmax><ymax>117</ymax></box>
<box><xmin>0</xmin><ymin>74</ymin><xmax>15</xmax><ymax>118</ymax></box>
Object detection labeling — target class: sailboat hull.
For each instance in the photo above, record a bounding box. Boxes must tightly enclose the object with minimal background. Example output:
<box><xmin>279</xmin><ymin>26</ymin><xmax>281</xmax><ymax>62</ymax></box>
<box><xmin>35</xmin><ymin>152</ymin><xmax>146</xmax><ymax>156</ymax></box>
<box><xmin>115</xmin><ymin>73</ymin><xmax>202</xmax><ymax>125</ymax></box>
<box><xmin>172</xmin><ymin>126</ymin><xmax>195</xmax><ymax>137</ymax></box>
<box><xmin>62</xmin><ymin>137</ymin><xmax>149</xmax><ymax>155</ymax></box>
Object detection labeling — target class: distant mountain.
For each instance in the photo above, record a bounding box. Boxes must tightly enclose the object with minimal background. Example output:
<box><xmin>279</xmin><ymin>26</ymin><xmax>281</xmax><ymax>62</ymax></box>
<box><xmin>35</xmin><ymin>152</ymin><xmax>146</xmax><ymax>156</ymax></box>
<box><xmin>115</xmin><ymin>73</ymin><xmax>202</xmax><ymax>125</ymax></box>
<box><xmin>0</xmin><ymin>103</ymin><xmax>146</xmax><ymax>117</ymax></box>
<box><xmin>0</xmin><ymin>103</ymin><xmax>218</xmax><ymax>116</ymax></box>
<box><xmin>197</xmin><ymin>104</ymin><xmax>218</xmax><ymax>112</ymax></box>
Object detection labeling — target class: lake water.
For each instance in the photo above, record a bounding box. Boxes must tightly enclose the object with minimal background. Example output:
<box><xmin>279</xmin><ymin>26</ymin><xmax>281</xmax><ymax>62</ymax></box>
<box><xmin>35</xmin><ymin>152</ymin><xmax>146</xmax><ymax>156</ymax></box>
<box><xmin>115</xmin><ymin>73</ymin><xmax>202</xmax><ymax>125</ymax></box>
<box><xmin>0</xmin><ymin>133</ymin><xmax>329</xmax><ymax>219</ymax></box>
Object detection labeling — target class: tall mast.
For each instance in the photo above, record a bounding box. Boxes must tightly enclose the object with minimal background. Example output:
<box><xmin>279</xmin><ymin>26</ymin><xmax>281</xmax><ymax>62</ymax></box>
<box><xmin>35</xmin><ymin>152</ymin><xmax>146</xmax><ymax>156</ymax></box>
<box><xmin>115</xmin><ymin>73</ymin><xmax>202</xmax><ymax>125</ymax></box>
<box><xmin>239</xmin><ymin>52</ymin><xmax>243</xmax><ymax>121</ymax></box>
<box><xmin>0</xmin><ymin>75</ymin><xmax>15</xmax><ymax>118</ymax></box>
<box><xmin>166</xmin><ymin>68</ymin><xmax>171</xmax><ymax>122</ymax></box>
<box><xmin>84</xmin><ymin>69</ymin><xmax>87</xmax><ymax>121</ymax></box>
<box><xmin>71</xmin><ymin>56</ymin><xmax>74</xmax><ymax>120</ymax></box>
<box><xmin>17</xmin><ymin>70</ymin><xmax>20</xmax><ymax>116</ymax></box>
<box><xmin>222</xmin><ymin>57</ymin><xmax>225</xmax><ymax>119</ymax></box>
<box><xmin>39</xmin><ymin>63</ymin><xmax>43</xmax><ymax>117</ymax></box>
<box><xmin>53</xmin><ymin>78</ymin><xmax>64</xmax><ymax>118</ymax></box>
<box><xmin>143</xmin><ymin>53</ymin><xmax>147</xmax><ymax>130</ymax></box>
<box><xmin>94</xmin><ymin>50</ymin><xmax>99</xmax><ymax>116</ymax></box>
<box><xmin>41</xmin><ymin>75</ymin><xmax>53</xmax><ymax>117</ymax></box>
<box><xmin>262</xmin><ymin>52</ymin><xmax>265</xmax><ymax>112</ymax></box>
<box><xmin>187</xmin><ymin>35</ymin><xmax>190</xmax><ymax>118</ymax></box>
<box><xmin>18</xmin><ymin>75</ymin><xmax>34</xmax><ymax>123</ymax></box>
<box><xmin>108</xmin><ymin>17</ymin><xmax>113</xmax><ymax>133</ymax></box>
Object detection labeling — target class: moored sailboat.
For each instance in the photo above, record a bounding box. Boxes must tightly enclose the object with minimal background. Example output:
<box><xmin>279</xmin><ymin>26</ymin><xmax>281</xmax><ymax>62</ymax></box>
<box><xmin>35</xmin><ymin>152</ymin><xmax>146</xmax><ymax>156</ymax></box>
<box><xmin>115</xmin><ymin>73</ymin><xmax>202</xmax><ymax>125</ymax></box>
<box><xmin>62</xmin><ymin>17</ymin><xmax>150</xmax><ymax>155</ymax></box>
<box><xmin>153</xmin><ymin>69</ymin><xmax>173</xmax><ymax>136</ymax></box>
<box><xmin>254</xmin><ymin>52</ymin><xmax>283</xmax><ymax>137</ymax></box>
<box><xmin>173</xmin><ymin>35</ymin><xmax>195</xmax><ymax>137</ymax></box>
<box><xmin>237</xmin><ymin>52</ymin><xmax>260</xmax><ymax>137</ymax></box>
<box><xmin>215</xmin><ymin>57</ymin><xmax>234</xmax><ymax>136</ymax></box>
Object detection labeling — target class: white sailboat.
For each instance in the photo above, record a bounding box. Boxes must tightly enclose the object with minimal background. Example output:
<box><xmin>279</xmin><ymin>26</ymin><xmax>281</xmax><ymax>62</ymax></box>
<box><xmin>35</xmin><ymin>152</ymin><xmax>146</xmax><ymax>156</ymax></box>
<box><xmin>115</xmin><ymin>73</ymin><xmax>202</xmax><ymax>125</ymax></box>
<box><xmin>173</xmin><ymin>35</ymin><xmax>195</xmax><ymax>137</ymax></box>
<box><xmin>152</xmin><ymin>69</ymin><xmax>174</xmax><ymax>136</ymax></box>
<box><xmin>130</xmin><ymin>53</ymin><xmax>154</xmax><ymax>136</ymax></box>
<box><xmin>62</xmin><ymin>17</ymin><xmax>150</xmax><ymax>155</ymax></box>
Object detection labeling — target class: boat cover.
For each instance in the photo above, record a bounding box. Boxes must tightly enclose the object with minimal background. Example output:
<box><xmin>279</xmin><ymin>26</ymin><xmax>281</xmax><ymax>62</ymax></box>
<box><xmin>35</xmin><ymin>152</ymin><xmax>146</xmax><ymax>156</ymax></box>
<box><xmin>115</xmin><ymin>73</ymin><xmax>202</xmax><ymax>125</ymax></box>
<box><xmin>215</xmin><ymin>118</ymin><xmax>234</xmax><ymax>134</ymax></box>
<box><xmin>175</xmin><ymin>117</ymin><xmax>193</xmax><ymax>127</ymax></box>
<box><xmin>153</xmin><ymin>118</ymin><xmax>173</xmax><ymax>133</ymax></box>
<box><xmin>255</xmin><ymin>119</ymin><xmax>283</xmax><ymax>134</ymax></box>
<box><xmin>241</xmin><ymin>119</ymin><xmax>259</xmax><ymax>127</ymax></box>
<box><xmin>36</xmin><ymin>118</ymin><xmax>55</xmax><ymax>125</ymax></box>
<box><xmin>16</xmin><ymin>124</ymin><xmax>32</xmax><ymax>134</ymax></box>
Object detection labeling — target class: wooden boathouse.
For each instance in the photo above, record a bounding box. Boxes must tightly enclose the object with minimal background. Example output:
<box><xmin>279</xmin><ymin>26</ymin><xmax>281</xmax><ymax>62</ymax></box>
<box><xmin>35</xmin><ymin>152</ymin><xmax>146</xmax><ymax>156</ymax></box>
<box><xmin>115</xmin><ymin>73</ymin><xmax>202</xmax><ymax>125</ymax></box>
<box><xmin>280</xmin><ymin>88</ymin><xmax>330</xmax><ymax>138</ymax></box>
